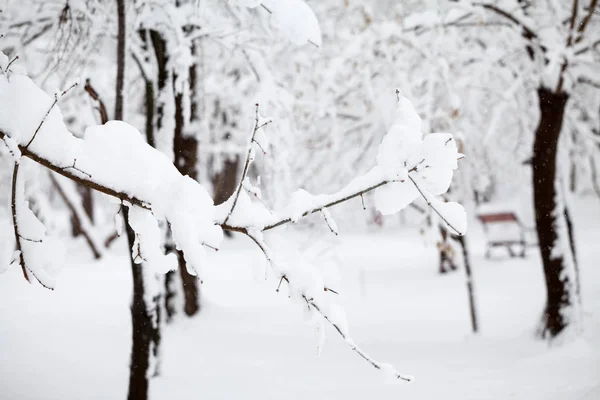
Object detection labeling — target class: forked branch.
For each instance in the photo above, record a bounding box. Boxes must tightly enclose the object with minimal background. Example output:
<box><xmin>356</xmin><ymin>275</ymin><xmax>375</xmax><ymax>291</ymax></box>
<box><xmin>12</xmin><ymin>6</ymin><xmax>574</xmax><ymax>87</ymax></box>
<box><xmin>223</xmin><ymin>104</ymin><xmax>271</xmax><ymax>225</ymax></box>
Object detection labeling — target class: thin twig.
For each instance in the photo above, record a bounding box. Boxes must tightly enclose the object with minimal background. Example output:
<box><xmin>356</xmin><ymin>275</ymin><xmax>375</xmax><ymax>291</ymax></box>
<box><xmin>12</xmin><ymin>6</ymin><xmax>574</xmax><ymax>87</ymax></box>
<box><xmin>11</xmin><ymin>162</ymin><xmax>28</xmax><ymax>282</ymax></box>
<box><xmin>25</xmin><ymin>81</ymin><xmax>78</xmax><ymax>149</ymax></box>
<box><xmin>302</xmin><ymin>294</ymin><xmax>413</xmax><ymax>382</ymax></box>
<box><xmin>11</xmin><ymin>162</ymin><xmax>53</xmax><ymax>290</ymax></box>
<box><xmin>223</xmin><ymin>104</ymin><xmax>271</xmax><ymax>225</ymax></box>
<box><xmin>408</xmin><ymin>174</ymin><xmax>463</xmax><ymax>236</ymax></box>
<box><xmin>5</xmin><ymin>55</ymin><xmax>19</xmax><ymax>73</ymax></box>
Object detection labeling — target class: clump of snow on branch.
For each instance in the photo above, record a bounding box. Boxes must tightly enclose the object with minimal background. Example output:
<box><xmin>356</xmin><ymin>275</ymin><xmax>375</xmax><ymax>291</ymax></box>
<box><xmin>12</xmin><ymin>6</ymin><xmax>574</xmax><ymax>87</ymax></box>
<box><xmin>127</xmin><ymin>207</ymin><xmax>178</xmax><ymax>274</ymax></box>
<box><xmin>374</xmin><ymin>91</ymin><xmax>466</xmax><ymax>235</ymax></box>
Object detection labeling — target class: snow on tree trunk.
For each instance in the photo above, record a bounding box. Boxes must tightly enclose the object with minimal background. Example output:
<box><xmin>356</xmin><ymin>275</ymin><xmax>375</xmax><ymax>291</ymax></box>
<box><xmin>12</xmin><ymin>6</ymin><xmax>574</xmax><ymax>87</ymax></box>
<box><xmin>115</xmin><ymin>4</ymin><xmax>161</xmax><ymax>399</ymax></box>
<box><xmin>532</xmin><ymin>87</ymin><xmax>580</xmax><ymax>339</ymax></box>
<box><xmin>125</xmin><ymin>218</ymin><xmax>161</xmax><ymax>400</ymax></box>
<box><xmin>172</xmin><ymin>74</ymin><xmax>200</xmax><ymax>316</ymax></box>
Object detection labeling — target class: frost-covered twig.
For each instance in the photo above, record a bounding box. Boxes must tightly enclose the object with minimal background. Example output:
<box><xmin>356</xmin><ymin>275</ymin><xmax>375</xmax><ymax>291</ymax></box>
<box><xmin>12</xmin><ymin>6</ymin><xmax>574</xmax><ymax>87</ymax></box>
<box><xmin>320</xmin><ymin>208</ymin><xmax>338</xmax><ymax>236</ymax></box>
<box><xmin>25</xmin><ymin>81</ymin><xmax>78</xmax><ymax>149</ymax></box>
<box><xmin>262</xmin><ymin>180</ymin><xmax>389</xmax><ymax>231</ymax></box>
<box><xmin>223</xmin><ymin>104</ymin><xmax>271</xmax><ymax>225</ymax></box>
<box><xmin>3</xmin><ymin>55</ymin><xmax>19</xmax><ymax>74</ymax></box>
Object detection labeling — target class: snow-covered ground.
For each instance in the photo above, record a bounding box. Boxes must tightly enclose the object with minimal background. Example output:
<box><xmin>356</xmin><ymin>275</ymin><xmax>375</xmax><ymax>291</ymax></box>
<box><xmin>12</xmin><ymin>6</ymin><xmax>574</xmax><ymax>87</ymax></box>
<box><xmin>1</xmin><ymin>199</ymin><xmax>599</xmax><ymax>400</ymax></box>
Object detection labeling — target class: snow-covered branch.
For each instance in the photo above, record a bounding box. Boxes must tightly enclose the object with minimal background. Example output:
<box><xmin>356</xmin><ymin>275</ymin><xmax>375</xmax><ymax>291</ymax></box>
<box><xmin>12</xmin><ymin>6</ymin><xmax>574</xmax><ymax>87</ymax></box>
<box><xmin>0</xmin><ymin>55</ymin><xmax>465</xmax><ymax>382</ymax></box>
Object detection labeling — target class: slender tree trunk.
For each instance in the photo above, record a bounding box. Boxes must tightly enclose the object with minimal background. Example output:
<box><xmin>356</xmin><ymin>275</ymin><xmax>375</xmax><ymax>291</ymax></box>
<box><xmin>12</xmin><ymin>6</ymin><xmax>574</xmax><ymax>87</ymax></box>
<box><xmin>211</xmin><ymin>101</ymin><xmax>240</xmax><ymax>210</ymax></box>
<box><xmin>173</xmin><ymin>87</ymin><xmax>200</xmax><ymax>315</ymax></box>
<box><xmin>149</xmin><ymin>31</ymin><xmax>201</xmax><ymax>318</ymax></box>
<box><xmin>125</xmin><ymin>222</ymin><xmax>162</xmax><ymax>400</ymax></box>
<box><xmin>116</xmin><ymin>4</ymin><xmax>161</xmax><ymax>399</ymax></box>
<box><xmin>455</xmin><ymin>234</ymin><xmax>478</xmax><ymax>333</ymax></box>
<box><xmin>532</xmin><ymin>87</ymin><xmax>579</xmax><ymax>339</ymax></box>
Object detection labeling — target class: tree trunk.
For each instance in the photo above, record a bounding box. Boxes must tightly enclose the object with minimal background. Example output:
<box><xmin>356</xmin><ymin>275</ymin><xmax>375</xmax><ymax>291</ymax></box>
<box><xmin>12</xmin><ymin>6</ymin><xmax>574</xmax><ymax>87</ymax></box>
<box><xmin>455</xmin><ymin>234</ymin><xmax>478</xmax><ymax>333</ymax></box>
<box><xmin>532</xmin><ymin>87</ymin><xmax>579</xmax><ymax>339</ymax></box>
<box><xmin>211</xmin><ymin>102</ymin><xmax>240</xmax><ymax>210</ymax></box>
<box><xmin>125</xmin><ymin>217</ymin><xmax>161</xmax><ymax>400</ymax></box>
<box><xmin>172</xmin><ymin>81</ymin><xmax>200</xmax><ymax>316</ymax></box>
<box><xmin>116</xmin><ymin>3</ymin><xmax>161</xmax><ymax>399</ymax></box>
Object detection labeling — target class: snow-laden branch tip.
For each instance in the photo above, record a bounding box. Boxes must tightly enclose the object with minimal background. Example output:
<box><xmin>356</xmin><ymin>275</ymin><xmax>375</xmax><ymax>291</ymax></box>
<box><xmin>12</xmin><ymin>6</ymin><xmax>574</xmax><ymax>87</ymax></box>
<box><xmin>245</xmin><ymin>230</ymin><xmax>414</xmax><ymax>382</ymax></box>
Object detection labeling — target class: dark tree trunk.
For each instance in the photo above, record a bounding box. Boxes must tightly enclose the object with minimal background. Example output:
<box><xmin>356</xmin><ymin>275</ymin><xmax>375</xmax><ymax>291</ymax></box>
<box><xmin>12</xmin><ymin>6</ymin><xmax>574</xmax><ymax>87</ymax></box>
<box><xmin>125</xmin><ymin>216</ymin><xmax>161</xmax><ymax>400</ymax></box>
<box><xmin>173</xmin><ymin>87</ymin><xmax>200</xmax><ymax>315</ymax></box>
<box><xmin>116</xmin><ymin>4</ymin><xmax>160</xmax><ymax>400</ymax></box>
<box><xmin>211</xmin><ymin>101</ymin><xmax>240</xmax><ymax>212</ymax></box>
<box><xmin>70</xmin><ymin>185</ymin><xmax>94</xmax><ymax>238</ymax></box>
<box><xmin>115</xmin><ymin>0</ymin><xmax>125</xmax><ymax>121</ymax></box>
<box><xmin>532</xmin><ymin>87</ymin><xmax>579</xmax><ymax>339</ymax></box>
<box><xmin>150</xmin><ymin>31</ymin><xmax>201</xmax><ymax>318</ymax></box>
<box><xmin>455</xmin><ymin>234</ymin><xmax>478</xmax><ymax>333</ymax></box>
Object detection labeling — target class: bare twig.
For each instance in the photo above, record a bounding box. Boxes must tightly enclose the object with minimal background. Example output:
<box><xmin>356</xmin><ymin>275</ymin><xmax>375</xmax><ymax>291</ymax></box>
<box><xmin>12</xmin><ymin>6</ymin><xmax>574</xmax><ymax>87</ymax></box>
<box><xmin>472</xmin><ymin>2</ymin><xmax>539</xmax><ymax>42</ymax></box>
<box><xmin>11</xmin><ymin>162</ymin><xmax>28</xmax><ymax>282</ymax></box>
<box><xmin>302</xmin><ymin>295</ymin><xmax>413</xmax><ymax>382</ymax></box>
<box><xmin>25</xmin><ymin>81</ymin><xmax>78</xmax><ymax>149</ymax></box>
<box><xmin>10</xmin><ymin>162</ymin><xmax>53</xmax><ymax>290</ymax></box>
<box><xmin>4</xmin><ymin>55</ymin><xmax>19</xmax><ymax>73</ymax></box>
<box><xmin>223</xmin><ymin>104</ymin><xmax>271</xmax><ymax>225</ymax></box>
<box><xmin>408</xmin><ymin>175</ymin><xmax>463</xmax><ymax>236</ymax></box>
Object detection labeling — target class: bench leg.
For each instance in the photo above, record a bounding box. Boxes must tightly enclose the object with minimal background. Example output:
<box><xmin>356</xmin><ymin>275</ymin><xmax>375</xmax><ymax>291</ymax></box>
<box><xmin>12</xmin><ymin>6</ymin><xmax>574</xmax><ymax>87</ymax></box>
<box><xmin>520</xmin><ymin>242</ymin><xmax>526</xmax><ymax>258</ymax></box>
<box><xmin>507</xmin><ymin>245</ymin><xmax>517</xmax><ymax>258</ymax></box>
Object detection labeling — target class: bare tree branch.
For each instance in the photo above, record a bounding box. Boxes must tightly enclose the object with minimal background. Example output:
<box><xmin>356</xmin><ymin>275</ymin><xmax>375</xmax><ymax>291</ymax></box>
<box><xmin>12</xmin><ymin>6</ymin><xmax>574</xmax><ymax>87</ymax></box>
<box><xmin>11</xmin><ymin>162</ymin><xmax>29</xmax><ymax>283</ymax></box>
<box><xmin>223</xmin><ymin>104</ymin><xmax>271</xmax><ymax>225</ymax></box>
<box><xmin>84</xmin><ymin>79</ymin><xmax>109</xmax><ymax>124</ymax></box>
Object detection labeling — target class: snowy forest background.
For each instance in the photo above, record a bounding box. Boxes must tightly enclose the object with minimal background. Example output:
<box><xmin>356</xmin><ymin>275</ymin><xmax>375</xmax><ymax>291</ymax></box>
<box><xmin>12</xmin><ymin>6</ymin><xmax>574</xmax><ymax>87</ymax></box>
<box><xmin>0</xmin><ymin>0</ymin><xmax>599</xmax><ymax>399</ymax></box>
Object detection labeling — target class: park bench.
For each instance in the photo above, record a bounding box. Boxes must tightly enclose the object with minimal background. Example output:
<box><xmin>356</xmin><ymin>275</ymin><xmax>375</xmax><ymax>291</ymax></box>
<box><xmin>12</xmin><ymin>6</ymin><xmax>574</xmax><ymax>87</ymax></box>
<box><xmin>477</xmin><ymin>211</ymin><xmax>535</xmax><ymax>258</ymax></box>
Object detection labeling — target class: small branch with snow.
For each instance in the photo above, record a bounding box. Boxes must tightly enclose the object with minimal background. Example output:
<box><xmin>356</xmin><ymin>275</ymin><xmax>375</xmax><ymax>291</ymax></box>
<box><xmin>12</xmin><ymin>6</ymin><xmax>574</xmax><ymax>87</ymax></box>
<box><xmin>223</xmin><ymin>104</ymin><xmax>272</xmax><ymax>225</ymax></box>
